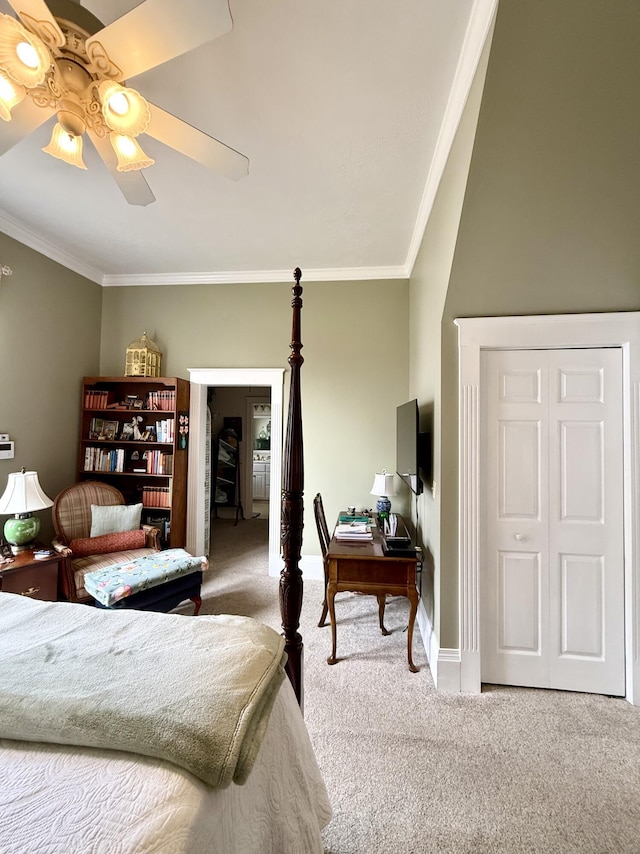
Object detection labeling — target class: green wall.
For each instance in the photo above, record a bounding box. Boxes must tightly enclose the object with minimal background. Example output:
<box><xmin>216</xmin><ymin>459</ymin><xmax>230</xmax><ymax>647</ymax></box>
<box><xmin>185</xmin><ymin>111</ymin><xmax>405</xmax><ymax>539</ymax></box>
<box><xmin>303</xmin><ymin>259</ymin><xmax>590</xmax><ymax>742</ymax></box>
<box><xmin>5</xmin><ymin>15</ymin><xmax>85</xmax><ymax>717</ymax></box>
<box><xmin>100</xmin><ymin>278</ymin><xmax>411</xmax><ymax>553</ymax></box>
<box><xmin>0</xmin><ymin>233</ymin><xmax>102</xmax><ymax>543</ymax></box>
<box><xmin>409</xmin><ymin>22</ymin><xmax>492</xmax><ymax>647</ymax></box>
<box><xmin>438</xmin><ymin>0</ymin><xmax>640</xmax><ymax>648</ymax></box>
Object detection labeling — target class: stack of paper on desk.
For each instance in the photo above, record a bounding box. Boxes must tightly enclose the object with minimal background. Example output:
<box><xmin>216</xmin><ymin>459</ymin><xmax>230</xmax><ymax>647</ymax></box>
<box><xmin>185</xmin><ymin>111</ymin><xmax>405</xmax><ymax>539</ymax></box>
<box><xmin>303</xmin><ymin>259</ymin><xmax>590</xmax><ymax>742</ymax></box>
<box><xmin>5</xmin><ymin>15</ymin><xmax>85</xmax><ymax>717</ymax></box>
<box><xmin>334</xmin><ymin>523</ymin><xmax>373</xmax><ymax>541</ymax></box>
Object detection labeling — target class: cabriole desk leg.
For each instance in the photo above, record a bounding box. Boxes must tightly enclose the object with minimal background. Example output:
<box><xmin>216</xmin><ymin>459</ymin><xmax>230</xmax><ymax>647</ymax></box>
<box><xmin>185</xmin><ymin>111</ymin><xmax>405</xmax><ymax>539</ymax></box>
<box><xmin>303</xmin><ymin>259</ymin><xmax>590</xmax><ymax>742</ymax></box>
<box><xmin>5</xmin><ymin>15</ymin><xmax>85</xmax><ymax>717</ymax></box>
<box><xmin>407</xmin><ymin>586</ymin><xmax>419</xmax><ymax>673</ymax></box>
<box><xmin>327</xmin><ymin>576</ymin><xmax>338</xmax><ymax>665</ymax></box>
<box><xmin>377</xmin><ymin>594</ymin><xmax>390</xmax><ymax>636</ymax></box>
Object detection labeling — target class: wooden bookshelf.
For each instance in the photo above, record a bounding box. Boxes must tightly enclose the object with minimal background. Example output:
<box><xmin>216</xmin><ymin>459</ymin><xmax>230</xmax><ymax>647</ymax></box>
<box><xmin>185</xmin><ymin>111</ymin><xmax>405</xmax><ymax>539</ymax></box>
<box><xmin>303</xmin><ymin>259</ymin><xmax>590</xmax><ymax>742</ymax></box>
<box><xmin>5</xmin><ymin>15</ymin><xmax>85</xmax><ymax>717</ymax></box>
<box><xmin>77</xmin><ymin>377</ymin><xmax>190</xmax><ymax>548</ymax></box>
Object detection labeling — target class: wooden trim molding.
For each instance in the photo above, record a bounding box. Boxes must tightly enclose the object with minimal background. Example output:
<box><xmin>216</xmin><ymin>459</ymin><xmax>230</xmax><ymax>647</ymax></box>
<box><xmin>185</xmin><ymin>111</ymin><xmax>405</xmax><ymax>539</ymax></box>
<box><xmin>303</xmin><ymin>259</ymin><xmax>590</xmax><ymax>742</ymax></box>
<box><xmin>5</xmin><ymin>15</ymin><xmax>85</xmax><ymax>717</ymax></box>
<box><xmin>455</xmin><ymin>312</ymin><xmax>640</xmax><ymax>705</ymax></box>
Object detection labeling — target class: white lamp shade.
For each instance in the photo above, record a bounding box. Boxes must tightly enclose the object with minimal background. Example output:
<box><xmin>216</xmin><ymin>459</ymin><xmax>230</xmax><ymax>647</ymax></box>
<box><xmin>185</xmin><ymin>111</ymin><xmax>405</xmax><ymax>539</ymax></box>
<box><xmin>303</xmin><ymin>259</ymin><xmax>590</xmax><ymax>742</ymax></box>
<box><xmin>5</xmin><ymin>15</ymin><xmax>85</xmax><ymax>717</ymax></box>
<box><xmin>110</xmin><ymin>133</ymin><xmax>154</xmax><ymax>172</ymax></box>
<box><xmin>42</xmin><ymin>123</ymin><xmax>87</xmax><ymax>169</ymax></box>
<box><xmin>0</xmin><ymin>14</ymin><xmax>50</xmax><ymax>88</ymax></box>
<box><xmin>370</xmin><ymin>470</ymin><xmax>395</xmax><ymax>497</ymax></box>
<box><xmin>0</xmin><ymin>470</ymin><xmax>54</xmax><ymax>514</ymax></box>
<box><xmin>98</xmin><ymin>81</ymin><xmax>151</xmax><ymax>137</ymax></box>
<box><xmin>0</xmin><ymin>70</ymin><xmax>25</xmax><ymax>120</ymax></box>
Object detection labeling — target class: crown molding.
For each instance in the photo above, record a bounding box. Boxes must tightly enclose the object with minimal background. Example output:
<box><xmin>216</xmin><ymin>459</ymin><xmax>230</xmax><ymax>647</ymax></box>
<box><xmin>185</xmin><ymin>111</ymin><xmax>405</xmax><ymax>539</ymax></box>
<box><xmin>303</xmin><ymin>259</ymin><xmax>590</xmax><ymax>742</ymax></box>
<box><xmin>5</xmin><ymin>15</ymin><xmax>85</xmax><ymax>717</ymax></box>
<box><xmin>404</xmin><ymin>0</ymin><xmax>498</xmax><ymax>276</ymax></box>
<box><xmin>100</xmin><ymin>265</ymin><xmax>410</xmax><ymax>287</ymax></box>
<box><xmin>1</xmin><ymin>207</ymin><xmax>409</xmax><ymax>285</ymax></box>
<box><xmin>0</xmin><ymin>211</ymin><xmax>103</xmax><ymax>284</ymax></box>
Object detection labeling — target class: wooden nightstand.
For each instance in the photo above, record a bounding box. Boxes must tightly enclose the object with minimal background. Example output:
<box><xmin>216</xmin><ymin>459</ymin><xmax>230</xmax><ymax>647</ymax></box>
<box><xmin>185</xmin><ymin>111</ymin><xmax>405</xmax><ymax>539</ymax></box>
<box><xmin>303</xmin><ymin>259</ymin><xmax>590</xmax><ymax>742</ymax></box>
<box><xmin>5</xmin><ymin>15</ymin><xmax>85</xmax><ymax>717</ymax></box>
<box><xmin>0</xmin><ymin>545</ymin><xmax>62</xmax><ymax>601</ymax></box>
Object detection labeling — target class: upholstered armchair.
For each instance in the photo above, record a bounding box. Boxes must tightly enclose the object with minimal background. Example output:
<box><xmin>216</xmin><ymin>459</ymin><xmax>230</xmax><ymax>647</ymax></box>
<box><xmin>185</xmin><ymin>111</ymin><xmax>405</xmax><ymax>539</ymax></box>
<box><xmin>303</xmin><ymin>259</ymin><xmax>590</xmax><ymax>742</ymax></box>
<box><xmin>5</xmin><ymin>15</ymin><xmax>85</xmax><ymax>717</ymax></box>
<box><xmin>52</xmin><ymin>481</ymin><xmax>160</xmax><ymax>604</ymax></box>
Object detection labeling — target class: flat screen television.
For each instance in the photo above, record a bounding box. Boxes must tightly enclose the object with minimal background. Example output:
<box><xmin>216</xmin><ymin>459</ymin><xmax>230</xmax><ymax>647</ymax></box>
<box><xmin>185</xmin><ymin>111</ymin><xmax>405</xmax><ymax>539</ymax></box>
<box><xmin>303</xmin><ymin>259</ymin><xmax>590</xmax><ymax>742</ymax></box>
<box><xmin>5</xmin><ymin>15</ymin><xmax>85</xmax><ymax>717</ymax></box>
<box><xmin>396</xmin><ymin>399</ymin><xmax>428</xmax><ymax>495</ymax></box>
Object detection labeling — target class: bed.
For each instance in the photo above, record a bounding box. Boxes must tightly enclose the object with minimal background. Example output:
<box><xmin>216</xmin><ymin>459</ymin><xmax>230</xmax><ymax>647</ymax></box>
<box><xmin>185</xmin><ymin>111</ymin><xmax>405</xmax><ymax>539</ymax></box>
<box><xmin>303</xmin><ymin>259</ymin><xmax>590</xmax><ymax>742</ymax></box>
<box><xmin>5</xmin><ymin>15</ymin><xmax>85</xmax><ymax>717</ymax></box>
<box><xmin>0</xmin><ymin>268</ymin><xmax>330</xmax><ymax>854</ymax></box>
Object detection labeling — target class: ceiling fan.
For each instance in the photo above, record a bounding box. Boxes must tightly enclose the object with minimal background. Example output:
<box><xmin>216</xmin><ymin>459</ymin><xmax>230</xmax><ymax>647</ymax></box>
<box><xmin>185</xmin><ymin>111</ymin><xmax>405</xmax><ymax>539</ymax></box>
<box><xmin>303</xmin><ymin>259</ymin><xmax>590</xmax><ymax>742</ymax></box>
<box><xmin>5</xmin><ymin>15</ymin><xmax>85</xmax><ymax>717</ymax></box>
<box><xmin>0</xmin><ymin>0</ymin><xmax>249</xmax><ymax>205</ymax></box>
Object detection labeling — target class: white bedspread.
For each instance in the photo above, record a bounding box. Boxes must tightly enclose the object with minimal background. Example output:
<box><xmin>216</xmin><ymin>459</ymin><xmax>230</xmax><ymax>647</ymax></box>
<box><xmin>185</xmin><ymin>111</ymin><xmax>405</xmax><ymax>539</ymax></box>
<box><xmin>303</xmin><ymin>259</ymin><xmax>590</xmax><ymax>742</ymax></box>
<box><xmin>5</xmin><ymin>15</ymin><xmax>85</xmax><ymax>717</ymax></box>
<box><xmin>0</xmin><ymin>679</ymin><xmax>332</xmax><ymax>854</ymax></box>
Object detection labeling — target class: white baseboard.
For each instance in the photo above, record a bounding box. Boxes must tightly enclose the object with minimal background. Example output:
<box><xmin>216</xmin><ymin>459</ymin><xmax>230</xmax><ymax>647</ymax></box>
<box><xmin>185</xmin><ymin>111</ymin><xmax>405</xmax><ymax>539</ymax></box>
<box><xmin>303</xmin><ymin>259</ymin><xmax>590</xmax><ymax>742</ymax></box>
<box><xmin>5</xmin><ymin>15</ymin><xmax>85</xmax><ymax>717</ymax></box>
<box><xmin>417</xmin><ymin>598</ymin><xmax>462</xmax><ymax>692</ymax></box>
<box><xmin>269</xmin><ymin>553</ymin><xmax>325</xmax><ymax>581</ymax></box>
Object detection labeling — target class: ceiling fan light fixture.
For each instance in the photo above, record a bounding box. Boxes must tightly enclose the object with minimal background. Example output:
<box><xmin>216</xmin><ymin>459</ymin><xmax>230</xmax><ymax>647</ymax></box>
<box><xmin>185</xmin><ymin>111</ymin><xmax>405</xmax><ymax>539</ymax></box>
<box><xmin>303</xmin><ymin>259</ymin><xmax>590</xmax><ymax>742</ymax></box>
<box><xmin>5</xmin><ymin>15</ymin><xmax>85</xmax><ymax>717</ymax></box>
<box><xmin>110</xmin><ymin>133</ymin><xmax>154</xmax><ymax>172</ymax></box>
<box><xmin>98</xmin><ymin>80</ymin><xmax>150</xmax><ymax>137</ymax></box>
<box><xmin>0</xmin><ymin>71</ymin><xmax>25</xmax><ymax>121</ymax></box>
<box><xmin>0</xmin><ymin>14</ymin><xmax>50</xmax><ymax>88</ymax></box>
<box><xmin>43</xmin><ymin>122</ymin><xmax>87</xmax><ymax>170</ymax></box>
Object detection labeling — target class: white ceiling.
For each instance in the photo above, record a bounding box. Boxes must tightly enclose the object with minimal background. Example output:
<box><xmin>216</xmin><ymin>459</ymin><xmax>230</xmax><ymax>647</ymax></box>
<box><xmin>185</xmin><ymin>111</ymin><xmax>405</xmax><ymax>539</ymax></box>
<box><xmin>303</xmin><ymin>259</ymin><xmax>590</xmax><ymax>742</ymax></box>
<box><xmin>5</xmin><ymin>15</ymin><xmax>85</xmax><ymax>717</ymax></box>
<box><xmin>0</xmin><ymin>0</ymin><xmax>495</xmax><ymax>285</ymax></box>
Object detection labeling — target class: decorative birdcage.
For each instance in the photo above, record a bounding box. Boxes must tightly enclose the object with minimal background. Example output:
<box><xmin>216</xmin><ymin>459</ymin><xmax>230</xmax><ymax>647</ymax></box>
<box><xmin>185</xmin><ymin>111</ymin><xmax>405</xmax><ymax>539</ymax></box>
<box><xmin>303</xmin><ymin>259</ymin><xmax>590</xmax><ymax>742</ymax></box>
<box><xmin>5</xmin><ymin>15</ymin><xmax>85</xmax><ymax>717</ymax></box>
<box><xmin>124</xmin><ymin>332</ymin><xmax>162</xmax><ymax>377</ymax></box>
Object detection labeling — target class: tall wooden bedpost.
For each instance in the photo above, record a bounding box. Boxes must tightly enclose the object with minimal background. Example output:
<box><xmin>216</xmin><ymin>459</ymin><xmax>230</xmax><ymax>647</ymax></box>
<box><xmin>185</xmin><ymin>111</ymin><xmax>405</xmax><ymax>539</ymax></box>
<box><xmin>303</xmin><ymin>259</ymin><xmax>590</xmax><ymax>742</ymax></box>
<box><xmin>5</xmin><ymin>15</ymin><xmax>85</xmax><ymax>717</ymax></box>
<box><xmin>280</xmin><ymin>266</ymin><xmax>304</xmax><ymax>707</ymax></box>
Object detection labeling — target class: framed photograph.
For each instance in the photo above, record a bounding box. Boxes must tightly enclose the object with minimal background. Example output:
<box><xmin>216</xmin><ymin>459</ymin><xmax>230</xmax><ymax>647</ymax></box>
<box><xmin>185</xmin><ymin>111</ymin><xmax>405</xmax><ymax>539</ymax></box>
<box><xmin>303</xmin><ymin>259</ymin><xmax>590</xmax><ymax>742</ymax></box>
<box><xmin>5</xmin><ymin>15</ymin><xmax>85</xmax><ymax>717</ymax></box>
<box><xmin>102</xmin><ymin>420</ymin><xmax>118</xmax><ymax>441</ymax></box>
<box><xmin>89</xmin><ymin>417</ymin><xmax>104</xmax><ymax>439</ymax></box>
<box><xmin>133</xmin><ymin>398</ymin><xmax>144</xmax><ymax>409</ymax></box>
<box><xmin>120</xmin><ymin>422</ymin><xmax>134</xmax><ymax>441</ymax></box>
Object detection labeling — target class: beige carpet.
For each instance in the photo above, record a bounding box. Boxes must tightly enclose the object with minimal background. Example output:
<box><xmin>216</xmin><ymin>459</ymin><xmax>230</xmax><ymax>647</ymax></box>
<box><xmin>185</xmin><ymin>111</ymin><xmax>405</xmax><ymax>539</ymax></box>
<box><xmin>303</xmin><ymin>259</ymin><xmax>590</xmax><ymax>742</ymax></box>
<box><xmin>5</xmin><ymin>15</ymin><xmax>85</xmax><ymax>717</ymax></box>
<box><xmin>186</xmin><ymin>518</ymin><xmax>640</xmax><ymax>854</ymax></box>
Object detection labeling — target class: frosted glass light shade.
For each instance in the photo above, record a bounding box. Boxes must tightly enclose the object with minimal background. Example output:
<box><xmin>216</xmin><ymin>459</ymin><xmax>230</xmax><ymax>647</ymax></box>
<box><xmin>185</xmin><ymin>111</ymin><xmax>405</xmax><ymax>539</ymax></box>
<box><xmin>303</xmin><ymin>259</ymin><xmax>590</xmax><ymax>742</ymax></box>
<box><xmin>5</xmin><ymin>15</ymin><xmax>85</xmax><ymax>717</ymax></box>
<box><xmin>0</xmin><ymin>70</ymin><xmax>25</xmax><ymax>120</ymax></box>
<box><xmin>98</xmin><ymin>80</ymin><xmax>151</xmax><ymax>136</ymax></box>
<box><xmin>0</xmin><ymin>14</ymin><xmax>50</xmax><ymax>87</ymax></box>
<box><xmin>42</xmin><ymin>123</ymin><xmax>87</xmax><ymax>169</ymax></box>
<box><xmin>111</xmin><ymin>133</ymin><xmax>154</xmax><ymax>171</ymax></box>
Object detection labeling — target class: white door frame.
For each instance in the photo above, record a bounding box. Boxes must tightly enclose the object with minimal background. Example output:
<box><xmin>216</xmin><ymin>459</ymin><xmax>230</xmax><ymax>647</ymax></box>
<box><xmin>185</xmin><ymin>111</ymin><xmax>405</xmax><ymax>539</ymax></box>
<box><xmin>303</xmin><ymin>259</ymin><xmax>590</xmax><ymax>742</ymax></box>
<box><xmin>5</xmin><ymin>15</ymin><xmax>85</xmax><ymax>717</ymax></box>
<box><xmin>186</xmin><ymin>368</ymin><xmax>285</xmax><ymax>576</ymax></box>
<box><xmin>455</xmin><ymin>312</ymin><xmax>640</xmax><ymax>705</ymax></box>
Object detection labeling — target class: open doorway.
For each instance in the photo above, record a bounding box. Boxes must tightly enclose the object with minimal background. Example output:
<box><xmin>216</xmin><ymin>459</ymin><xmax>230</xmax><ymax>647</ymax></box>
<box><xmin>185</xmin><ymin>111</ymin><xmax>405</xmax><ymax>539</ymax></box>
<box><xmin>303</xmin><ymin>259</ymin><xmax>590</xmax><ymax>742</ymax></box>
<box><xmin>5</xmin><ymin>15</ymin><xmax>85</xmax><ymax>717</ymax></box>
<box><xmin>186</xmin><ymin>368</ymin><xmax>285</xmax><ymax>576</ymax></box>
<box><xmin>208</xmin><ymin>386</ymin><xmax>271</xmax><ymax>522</ymax></box>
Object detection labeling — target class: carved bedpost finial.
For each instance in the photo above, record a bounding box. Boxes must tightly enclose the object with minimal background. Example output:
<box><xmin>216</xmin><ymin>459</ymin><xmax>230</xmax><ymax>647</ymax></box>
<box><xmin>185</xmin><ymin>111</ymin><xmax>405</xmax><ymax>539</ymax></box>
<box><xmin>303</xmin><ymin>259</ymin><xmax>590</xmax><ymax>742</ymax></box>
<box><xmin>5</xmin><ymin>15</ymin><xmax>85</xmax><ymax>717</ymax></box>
<box><xmin>280</xmin><ymin>266</ymin><xmax>305</xmax><ymax>707</ymax></box>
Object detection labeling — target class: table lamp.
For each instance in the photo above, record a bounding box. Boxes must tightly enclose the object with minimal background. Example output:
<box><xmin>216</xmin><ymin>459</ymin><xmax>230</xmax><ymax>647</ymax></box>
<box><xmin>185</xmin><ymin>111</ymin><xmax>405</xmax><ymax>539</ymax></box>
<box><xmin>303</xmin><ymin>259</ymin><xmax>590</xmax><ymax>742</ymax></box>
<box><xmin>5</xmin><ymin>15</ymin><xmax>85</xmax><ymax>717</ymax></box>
<box><xmin>0</xmin><ymin>468</ymin><xmax>54</xmax><ymax>554</ymax></box>
<box><xmin>370</xmin><ymin>470</ymin><xmax>396</xmax><ymax>519</ymax></box>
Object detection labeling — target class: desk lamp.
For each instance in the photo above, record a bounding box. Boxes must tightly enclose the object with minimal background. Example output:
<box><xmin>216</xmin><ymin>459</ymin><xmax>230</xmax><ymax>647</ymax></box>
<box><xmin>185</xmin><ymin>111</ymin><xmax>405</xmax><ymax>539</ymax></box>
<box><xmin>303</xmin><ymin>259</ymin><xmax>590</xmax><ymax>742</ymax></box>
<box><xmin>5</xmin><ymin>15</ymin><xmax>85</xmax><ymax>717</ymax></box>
<box><xmin>0</xmin><ymin>468</ymin><xmax>54</xmax><ymax>554</ymax></box>
<box><xmin>370</xmin><ymin>470</ymin><xmax>395</xmax><ymax>521</ymax></box>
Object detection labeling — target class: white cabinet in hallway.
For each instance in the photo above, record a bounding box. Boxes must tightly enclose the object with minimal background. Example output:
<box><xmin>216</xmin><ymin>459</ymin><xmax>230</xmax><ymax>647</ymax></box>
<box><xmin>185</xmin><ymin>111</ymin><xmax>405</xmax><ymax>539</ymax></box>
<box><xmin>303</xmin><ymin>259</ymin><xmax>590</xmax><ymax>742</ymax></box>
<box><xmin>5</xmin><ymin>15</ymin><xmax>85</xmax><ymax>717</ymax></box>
<box><xmin>253</xmin><ymin>460</ymin><xmax>271</xmax><ymax>501</ymax></box>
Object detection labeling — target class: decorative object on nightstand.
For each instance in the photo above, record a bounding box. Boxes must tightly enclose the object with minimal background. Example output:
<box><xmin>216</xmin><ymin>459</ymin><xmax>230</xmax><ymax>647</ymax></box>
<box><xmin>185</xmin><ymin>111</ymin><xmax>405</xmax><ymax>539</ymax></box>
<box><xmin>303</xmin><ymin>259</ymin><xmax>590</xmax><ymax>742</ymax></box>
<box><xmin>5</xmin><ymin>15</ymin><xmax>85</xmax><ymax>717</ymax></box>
<box><xmin>0</xmin><ymin>468</ymin><xmax>54</xmax><ymax>554</ymax></box>
<box><xmin>124</xmin><ymin>332</ymin><xmax>162</xmax><ymax>377</ymax></box>
<box><xmin>370</xmin><ymin>470</ymin><xmax>396</xmax><ymax>521</ymax></box>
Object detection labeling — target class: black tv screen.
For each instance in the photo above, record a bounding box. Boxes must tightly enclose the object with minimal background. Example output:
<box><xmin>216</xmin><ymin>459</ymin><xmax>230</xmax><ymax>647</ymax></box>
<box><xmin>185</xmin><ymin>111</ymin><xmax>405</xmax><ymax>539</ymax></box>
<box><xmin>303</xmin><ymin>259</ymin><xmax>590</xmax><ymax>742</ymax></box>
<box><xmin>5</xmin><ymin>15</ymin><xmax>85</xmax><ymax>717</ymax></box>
<box><xmin>396</xmin><ymin>399</ymin><xmax>423</xmax><ymax>495</ymax></box>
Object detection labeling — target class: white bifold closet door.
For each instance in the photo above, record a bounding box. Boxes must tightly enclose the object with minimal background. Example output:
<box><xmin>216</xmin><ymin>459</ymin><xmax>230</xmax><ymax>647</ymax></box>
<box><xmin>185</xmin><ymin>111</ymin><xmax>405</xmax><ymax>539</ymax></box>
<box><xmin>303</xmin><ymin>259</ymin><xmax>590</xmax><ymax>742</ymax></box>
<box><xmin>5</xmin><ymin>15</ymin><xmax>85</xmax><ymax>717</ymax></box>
<box><xmin>480</xmin><ymin>347</ymin><xmax>624</xmax><ymax>696</ymax></box>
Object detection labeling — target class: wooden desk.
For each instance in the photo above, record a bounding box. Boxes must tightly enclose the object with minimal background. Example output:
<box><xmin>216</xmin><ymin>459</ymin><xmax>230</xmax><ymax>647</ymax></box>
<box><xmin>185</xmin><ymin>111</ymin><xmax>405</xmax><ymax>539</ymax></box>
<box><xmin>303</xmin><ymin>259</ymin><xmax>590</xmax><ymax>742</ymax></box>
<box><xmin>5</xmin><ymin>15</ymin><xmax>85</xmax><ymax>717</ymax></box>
<box><xmin>326</xmin><ymin>519</ymin><xmax>419</xmax><ymax>672</ymax></box>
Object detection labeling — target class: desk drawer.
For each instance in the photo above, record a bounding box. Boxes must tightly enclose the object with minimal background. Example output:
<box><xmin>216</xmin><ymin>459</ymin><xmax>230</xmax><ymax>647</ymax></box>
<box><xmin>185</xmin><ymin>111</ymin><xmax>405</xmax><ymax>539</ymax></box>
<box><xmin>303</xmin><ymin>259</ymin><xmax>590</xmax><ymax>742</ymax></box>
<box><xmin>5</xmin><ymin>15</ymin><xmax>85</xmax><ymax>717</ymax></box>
<box><xmin>330</xmin><ymin>557</ymin><xmax>415</xmax><ymax>586</ymax></box>
<box><xmin>1</xmin><ymin>562</ymin><xmax>58</xmax><ymax>601</ymax></box>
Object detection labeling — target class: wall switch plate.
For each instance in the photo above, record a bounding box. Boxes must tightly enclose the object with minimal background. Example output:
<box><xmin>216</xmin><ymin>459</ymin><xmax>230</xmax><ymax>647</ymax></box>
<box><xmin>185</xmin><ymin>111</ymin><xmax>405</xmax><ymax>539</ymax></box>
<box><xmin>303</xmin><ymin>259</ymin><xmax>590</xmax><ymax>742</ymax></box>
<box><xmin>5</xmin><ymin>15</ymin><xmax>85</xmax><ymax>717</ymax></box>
<box><xmin>0</xmin><ymin>433</ymin><xmax>8</xmax><ymax>441</ymax></box>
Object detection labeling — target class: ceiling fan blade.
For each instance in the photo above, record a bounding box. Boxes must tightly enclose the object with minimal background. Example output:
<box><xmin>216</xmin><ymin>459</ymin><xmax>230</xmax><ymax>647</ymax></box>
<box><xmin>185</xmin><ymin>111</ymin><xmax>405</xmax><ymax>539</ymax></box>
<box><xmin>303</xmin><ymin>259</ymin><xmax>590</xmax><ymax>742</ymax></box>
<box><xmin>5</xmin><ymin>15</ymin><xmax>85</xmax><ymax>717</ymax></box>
<box><xmin>0</xmin><ymin>97</ymin><xmax>54</xmax><ymax>156</ymax></box>
<box><xmin>87</xmin><ymin>129</ymin><xmax>156</xmax><ymax>206</ymax></box>
<box><xmin>85</xmin><ymin>0</ymin><xmax>233</xmax><ymax>82</ymax></box>
<box><xmin>146</xmin><ymin>104</ymin><xmax>249</xmax><ymax>181</ymax></box>
<box><xmin>5</xmin><ymin>0</ymin><xmax>65</xmax><ymax>48</ymax></box>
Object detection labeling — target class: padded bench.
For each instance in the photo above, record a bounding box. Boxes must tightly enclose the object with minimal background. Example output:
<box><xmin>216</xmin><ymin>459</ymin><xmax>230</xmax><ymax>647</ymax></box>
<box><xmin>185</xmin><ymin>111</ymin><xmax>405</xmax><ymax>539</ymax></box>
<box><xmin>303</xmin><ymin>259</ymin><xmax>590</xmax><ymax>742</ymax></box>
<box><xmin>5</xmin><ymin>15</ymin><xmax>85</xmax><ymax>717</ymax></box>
<box><xmin>84</xmin><ymin>548</ymin><xmax>208</xmax><ymax>615</ymax></box>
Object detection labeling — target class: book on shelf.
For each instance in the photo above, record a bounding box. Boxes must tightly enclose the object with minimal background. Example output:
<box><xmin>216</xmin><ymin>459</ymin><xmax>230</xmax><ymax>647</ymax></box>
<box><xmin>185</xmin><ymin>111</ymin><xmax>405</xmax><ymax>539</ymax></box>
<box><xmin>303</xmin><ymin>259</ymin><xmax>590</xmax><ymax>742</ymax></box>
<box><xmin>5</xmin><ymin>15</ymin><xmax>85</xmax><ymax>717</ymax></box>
<box><xmin>334</xmin><ymin>522</ymin><xmax>373</xmax><ymax>541</ymax></box>
<box><xmin>146</xmin><ymin>390</ymin><xmax>176</xmax><ymax>411</ymax></box>
<box><xmin>84</xmin><ymin>389</ymin><xmax>108</xmax><ymax>409</ymax></box>
<box><xmin>83</xmin><ymin>446</ymin><xmax>125</xmax><ymax>473</ymax></box>
<box><xmin>141</xmin><ymin>485</ymin><xmax>171</xmax><ymax>508</ymax></box>
<box><xmin>155</xmin><ymin>418</ymin><xmax>174</xmax><ymax>443</ymax></box>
